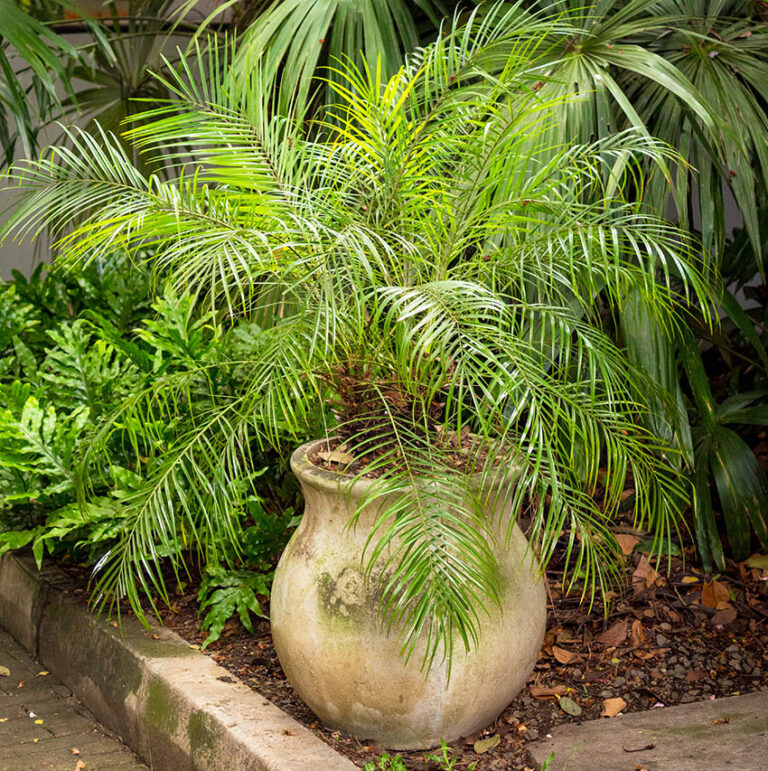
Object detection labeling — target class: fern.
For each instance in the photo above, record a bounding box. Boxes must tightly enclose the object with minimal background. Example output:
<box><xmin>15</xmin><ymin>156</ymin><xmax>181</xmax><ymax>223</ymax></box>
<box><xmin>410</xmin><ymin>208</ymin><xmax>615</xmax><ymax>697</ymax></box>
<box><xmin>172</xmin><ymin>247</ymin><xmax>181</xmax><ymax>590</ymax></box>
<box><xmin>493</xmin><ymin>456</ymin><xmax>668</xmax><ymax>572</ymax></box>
<box><xmin>197</xmin><ymin>564</ymin><xmax>271</xmax><ymax>648</ymax></box>
<box><xmin>41</xmin><ymin>321</ymin><xmax>129</xmax><ymax>413</ymax></box>
<box><xmin>0</xmin><ymin>395</ymin><xmax>90</xmax><ymax>500</ymax></box>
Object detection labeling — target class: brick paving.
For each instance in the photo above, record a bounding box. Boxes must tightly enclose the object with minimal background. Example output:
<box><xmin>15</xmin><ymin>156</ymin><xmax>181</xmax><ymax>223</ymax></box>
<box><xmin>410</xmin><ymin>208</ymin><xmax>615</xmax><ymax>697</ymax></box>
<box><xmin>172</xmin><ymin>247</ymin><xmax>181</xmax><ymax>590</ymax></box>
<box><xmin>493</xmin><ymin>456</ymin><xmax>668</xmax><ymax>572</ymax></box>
<box><xmin>0</xmin><ymin>629</ymin><xmax>145</xmax><ymax>771</ymax></box>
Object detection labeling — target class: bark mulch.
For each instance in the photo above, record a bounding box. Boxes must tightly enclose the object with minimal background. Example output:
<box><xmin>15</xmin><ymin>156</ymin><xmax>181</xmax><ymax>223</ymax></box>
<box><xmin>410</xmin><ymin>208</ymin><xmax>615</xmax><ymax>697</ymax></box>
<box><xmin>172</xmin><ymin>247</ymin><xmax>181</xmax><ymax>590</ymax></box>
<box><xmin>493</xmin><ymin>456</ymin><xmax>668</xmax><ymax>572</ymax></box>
<box><xmin>126</xmin><ymin>541</ymin><xmax>768</xmax><ymax>770</ymax></box>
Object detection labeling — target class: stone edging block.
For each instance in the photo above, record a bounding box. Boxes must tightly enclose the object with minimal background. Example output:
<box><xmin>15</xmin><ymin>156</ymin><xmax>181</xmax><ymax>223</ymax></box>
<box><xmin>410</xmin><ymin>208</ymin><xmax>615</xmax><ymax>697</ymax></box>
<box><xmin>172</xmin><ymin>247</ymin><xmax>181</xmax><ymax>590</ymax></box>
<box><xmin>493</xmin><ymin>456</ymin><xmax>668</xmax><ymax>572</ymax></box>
<box><xmin>0</xmin><ymin>553</ymin><xmax>356</xmax><ymax>771</ymax></box>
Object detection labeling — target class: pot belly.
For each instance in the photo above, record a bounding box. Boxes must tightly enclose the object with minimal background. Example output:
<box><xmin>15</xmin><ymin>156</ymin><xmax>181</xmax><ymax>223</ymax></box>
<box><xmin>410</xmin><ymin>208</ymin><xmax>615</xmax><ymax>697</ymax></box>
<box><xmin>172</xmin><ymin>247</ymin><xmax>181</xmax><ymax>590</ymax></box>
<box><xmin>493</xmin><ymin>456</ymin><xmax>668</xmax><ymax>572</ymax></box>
<box><xmin>270</xmin><ymin>515</ymin><xmax>546</xmax><ymax>750</ymax></box>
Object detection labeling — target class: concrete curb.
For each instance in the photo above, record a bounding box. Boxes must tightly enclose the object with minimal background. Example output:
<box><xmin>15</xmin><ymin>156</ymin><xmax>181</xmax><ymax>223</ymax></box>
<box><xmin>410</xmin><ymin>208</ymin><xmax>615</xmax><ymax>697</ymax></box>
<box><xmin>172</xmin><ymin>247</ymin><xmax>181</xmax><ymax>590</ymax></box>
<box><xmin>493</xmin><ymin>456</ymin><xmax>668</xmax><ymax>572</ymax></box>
<box><xmin>0</xmin><ymin>553</ymin><xmax>357</xmax><ymax>771</ymax></box>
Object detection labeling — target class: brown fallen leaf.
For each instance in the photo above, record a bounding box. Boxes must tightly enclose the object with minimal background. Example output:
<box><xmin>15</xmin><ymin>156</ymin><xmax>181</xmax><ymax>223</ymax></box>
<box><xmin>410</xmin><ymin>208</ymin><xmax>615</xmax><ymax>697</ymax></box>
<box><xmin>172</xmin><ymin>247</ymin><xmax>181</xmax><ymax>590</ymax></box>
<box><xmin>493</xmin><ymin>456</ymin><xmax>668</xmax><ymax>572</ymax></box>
<box><xmin>71</xmin><ymin>748</ymin><xmax>80</xmax><ymax>755</ymax></box>
<box><xmin>685</xmin><ymin>669</ymin><xmax>707</xmax><ymax>683</ymax></box>
<box><xmin>317</xmin><ymin>446</ymin><xmax>355</xmax><ymax>465</ymax></box>
<box><xmin>474</xmin><ymin>734</ymin><xmax>501</xmax><ymax>754</ymax></box>
<box><xmin>552</xmin><ymin>645</ymin><xmax>579</xmax><ymax>665</ymax></box>
<box><xmin>75</xmin><ymin>761</ymin><xmax>86</xmax><ymax>771</ymax></box>
<box><xmin>530</xmin><ymin>684</ymin><xmax>568</xmax><ymax>699</ymax></box>
<box><xmin>711</xmin><ymin>607</ymin><xmax>737</xmax><ymax>625</ymax></box>
<box><xmin>631</xmin><ymin>619</ymin><xmax>645</xmax><ymax>647</ymax></box>
<box><xmin>702</xmin><ymin>580</ymin><xmax>730</xmax><ymax>608</ymax></box>
<box><xmin>616</xmin><ymin>533</ymin><xmax>641</xmax><ymax>555</ymax></box>
<box><xmin>601</xmin><ymin>697</ymin><xmax>627</xmax><ymax>718</ymax></box>
<box><xmin>596</xmin><ymin>620</ymin><xmax>627</xmax><ymax>647</ymax></box>
<box><xmin>0</xmin><ymin>666</ymin><xmax>9</xmax><ymax>677</ymax></box>
<box><xmin>632</xmin><ymin>556</ymin><xmax>659</xmax><ymax>592</ymax></box>
<box><xmin>555</xmin><ymin>628</ymin><xmax>579</xmax><ymax>645</ymax></box>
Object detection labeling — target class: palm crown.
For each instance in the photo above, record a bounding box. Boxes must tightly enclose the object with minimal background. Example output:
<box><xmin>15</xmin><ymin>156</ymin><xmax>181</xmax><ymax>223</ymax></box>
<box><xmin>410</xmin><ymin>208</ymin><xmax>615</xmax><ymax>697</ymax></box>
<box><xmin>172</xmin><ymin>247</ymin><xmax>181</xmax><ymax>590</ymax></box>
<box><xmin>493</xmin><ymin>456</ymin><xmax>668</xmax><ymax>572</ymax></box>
<box><xmin>2</xmin><ymin>5</ymin><xmax>715</xmax><ymax>664</ymax></box>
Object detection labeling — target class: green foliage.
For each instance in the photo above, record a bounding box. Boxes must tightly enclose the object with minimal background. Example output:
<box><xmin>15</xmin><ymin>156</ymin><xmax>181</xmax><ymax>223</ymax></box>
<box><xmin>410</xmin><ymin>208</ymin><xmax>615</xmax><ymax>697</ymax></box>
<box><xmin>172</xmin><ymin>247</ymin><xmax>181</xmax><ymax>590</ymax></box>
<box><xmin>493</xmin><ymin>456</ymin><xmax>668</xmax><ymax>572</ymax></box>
<box><xmin>0</xmin><ymin>6</ymin><xmax>717</xmax><ymax>668</ymax></box>
<box><xmin>197</xmin><ymin>502</ymin><xmax>299</xmax><ymax>646</ymax></box>
<box><xmin>0</xmin><ymin>0</ymin><xmax>76</xmax><ymax>164</ymax></box>
<box><xmin>0</xmin><ymin>0</ymin><xmax>234</xmax><ymax>172</ymax></box>
<box><xmin>522</xmin><ymin>0</ymin><xmax>768</xmax><ymax>268</ymax></box>
<box><xmin>198</xmin><ymin>565</ymin><xmax>271</xmax><ymax>648</ymax></box>
<box><xmin>0</xmin><ymin>259</ymin><xmax>296</xmax><ymax>628</ymax></box>
<box><xmin>0</xmin><ymin>394</ymin><xmax>85</xmax><ymax>501</ymax></box>
<box><xmin>424</xmin><ymin>741</ymin><xmax>476</xmax><ymax>770</ymax></box>
<box><xmin>364</xmin><ymin>753</ymin><xmax>408</xmax><ymax>771</ymax></box>
<box><xmin>682</xmin><ymin>332</ymin><xmax>768</xmax><ymax>571</ymax></box>
<box><xmin>234</xmin><ymin>0</ymin><xmax>449</xmax><ymax>116</ymax></box>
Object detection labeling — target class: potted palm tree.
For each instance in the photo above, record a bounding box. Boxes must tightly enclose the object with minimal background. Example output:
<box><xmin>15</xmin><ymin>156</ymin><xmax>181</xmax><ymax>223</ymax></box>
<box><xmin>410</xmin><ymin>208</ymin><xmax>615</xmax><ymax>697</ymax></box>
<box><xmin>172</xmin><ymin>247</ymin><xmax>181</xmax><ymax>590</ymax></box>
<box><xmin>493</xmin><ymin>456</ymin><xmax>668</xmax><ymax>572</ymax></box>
<box><xmin>1</xmin><ymin>4</ymin><xmax>714</xmax><ymax>749</ymax></box>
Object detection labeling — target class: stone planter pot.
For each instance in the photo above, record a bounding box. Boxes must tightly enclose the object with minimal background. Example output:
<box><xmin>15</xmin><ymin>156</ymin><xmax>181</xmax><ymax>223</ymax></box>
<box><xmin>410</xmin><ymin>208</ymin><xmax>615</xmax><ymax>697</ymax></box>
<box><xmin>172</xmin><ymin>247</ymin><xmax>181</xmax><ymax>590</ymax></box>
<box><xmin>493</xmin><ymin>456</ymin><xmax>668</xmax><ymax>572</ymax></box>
<box><xmin>269</xmin><ymin>439</ymin><xmax>546</xmax><ymax>750</ymax></box>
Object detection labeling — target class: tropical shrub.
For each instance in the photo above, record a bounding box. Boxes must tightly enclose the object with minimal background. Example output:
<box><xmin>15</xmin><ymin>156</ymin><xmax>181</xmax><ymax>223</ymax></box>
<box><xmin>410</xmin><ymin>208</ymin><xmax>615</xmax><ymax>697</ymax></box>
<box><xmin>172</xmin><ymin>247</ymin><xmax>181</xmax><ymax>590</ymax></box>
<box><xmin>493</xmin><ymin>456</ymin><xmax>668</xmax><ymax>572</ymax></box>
<box><xmin>1</xmin><ymin>5</ymin><xmax>716</xmax><ymax>664</ymax></box>
<box><xmin>0</xmin><ymin>260</ymin><xmax>298</xmax><ymax>625</ymax></box>
<box><xmin>235</xmin><ymin>0</ymin><xmax>768</xmax><ymax>566</ymax></box>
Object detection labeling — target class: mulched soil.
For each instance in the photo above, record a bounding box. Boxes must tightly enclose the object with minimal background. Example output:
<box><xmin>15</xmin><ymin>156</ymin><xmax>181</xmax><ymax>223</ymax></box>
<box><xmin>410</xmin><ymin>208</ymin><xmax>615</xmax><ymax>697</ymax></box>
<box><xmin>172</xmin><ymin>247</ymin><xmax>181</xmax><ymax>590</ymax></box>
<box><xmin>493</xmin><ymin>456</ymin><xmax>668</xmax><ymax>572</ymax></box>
<box><xmin>98</xmin><ymin>538</ymin><xmax>767</xmax><ymax>771</ymax></box>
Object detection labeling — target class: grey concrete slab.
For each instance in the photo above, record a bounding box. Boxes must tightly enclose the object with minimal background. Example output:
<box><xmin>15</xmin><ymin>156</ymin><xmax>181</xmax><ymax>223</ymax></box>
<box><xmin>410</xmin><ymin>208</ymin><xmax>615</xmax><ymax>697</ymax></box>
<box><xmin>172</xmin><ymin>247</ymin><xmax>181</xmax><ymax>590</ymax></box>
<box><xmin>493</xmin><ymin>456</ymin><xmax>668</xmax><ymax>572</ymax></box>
<box><xmin>0</xmin><ymin>553</ymin><xmax>46</xmax><ymax>655</ymax></box>
<box><xmin>0</xmin><ymin>553</ymin><xmax>357</xmax><ymax>771</ymax></box>
<box><xmin>529</xmin><ymin>688</ymin><xmax>768</xmax><ymax>770</ymax></box>
<box><xmin>0</xmin><ymin>628</ymin><xmax>145</xmax><ymax>771</ymax></box>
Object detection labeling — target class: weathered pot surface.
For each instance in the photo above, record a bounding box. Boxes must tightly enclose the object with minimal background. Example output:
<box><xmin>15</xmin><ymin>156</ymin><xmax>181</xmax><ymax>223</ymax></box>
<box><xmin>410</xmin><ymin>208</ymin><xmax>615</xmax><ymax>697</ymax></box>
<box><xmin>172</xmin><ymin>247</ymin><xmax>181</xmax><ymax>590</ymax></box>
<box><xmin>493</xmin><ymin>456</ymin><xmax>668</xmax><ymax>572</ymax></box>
<box><xmin>269</xmin><ymin>438</ymin><xmax>547</xmax><ymax>750</ymax></box>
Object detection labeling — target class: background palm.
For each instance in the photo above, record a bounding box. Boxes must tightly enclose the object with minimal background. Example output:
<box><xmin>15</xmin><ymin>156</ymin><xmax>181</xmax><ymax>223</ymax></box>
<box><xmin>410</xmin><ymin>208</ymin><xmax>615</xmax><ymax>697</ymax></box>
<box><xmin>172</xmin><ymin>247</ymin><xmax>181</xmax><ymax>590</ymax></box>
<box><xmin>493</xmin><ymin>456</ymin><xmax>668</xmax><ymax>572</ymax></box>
<box><xmin>3</xmin><ymin>9</ymin><xmax>714</xmax><ymax>663</ymax></box>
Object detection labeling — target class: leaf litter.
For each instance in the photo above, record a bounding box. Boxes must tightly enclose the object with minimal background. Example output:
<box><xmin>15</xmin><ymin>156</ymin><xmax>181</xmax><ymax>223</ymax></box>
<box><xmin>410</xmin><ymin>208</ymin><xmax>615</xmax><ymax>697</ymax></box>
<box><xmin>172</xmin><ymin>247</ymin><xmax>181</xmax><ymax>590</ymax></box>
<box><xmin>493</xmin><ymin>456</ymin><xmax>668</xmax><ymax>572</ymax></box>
<box><xmin>50</xmin><ymin>530</ymin><xmax>768</xmax><ymax>770</ymax></box>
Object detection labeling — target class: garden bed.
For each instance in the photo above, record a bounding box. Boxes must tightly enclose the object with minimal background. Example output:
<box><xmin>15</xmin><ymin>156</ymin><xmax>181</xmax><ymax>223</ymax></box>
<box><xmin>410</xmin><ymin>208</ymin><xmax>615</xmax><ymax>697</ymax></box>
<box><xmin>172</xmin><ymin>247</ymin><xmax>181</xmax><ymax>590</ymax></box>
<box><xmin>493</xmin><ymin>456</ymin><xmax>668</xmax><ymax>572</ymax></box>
<box><xmin>54</xmin><ymin>542</ymin><xmax>768</xmax><ymax>770</ymax></box>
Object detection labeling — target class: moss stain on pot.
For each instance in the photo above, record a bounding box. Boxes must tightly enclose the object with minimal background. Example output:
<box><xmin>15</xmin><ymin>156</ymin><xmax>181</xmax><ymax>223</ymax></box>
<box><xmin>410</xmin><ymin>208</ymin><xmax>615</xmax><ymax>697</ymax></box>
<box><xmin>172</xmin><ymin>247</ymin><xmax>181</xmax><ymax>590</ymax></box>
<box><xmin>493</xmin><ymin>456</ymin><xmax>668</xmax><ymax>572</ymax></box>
<box><xmin>317</xmin><ymin>568</ymin><xmax>380</xmax><ymax>628</ymax></box>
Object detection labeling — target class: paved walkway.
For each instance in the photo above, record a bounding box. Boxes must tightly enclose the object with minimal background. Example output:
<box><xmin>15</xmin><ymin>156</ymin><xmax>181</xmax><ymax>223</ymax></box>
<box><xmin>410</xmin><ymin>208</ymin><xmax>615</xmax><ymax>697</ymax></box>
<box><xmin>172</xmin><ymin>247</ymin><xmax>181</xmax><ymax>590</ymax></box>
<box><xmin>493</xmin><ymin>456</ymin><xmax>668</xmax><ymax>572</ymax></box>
<box><xmin>0</xmin><ymin>629</ymin><xmax>145</xmax><ymax>771</ymax></box>
<box><xmin>529</xmin><ymin>688</ymin><xmax>768</xmax><ymax>770</ymax></box>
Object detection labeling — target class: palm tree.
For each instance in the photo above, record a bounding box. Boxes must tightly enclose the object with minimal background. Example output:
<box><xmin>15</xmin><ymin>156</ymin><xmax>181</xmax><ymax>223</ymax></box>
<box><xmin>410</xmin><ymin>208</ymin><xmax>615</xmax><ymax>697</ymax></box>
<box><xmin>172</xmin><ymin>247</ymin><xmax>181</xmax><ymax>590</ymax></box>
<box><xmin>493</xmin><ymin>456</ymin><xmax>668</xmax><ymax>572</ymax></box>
<box><xmin>1</xmin><ymin>4</ymin><xmax>715</xmax><ymax>664</ymax></box>
<box><xmin>232</xmin><ymin>0</ymin><xmax>452</xmax><ymax>115</ymax></box>
<box><xmin>518</xmin><ymin>0</ymin><xmax>768</xmax><ymax>569</ymax></box>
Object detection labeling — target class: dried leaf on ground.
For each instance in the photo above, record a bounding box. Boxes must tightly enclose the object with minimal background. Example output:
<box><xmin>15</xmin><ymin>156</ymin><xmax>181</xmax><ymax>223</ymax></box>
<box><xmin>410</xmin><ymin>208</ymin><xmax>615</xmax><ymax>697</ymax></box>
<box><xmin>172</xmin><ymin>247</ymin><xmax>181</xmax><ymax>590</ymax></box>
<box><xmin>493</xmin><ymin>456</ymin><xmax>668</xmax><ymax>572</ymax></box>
<box><xmin>685</xmin><ymin>669</ymin><xmax>707</xmax><ymax>683</ymax></box>
<box><xmin>530</xmin><ymin>684</ymin><xmax>568</xmax><ymax>699</ymax></box>
<box><xmin>474</xmin><ymin>734</ymin><xmax>501</xmax><ymax>754</ymax></box>
<box><xmin>630</xmin><ymin>619</ymin><xmax>646</xmax><ymax>647</ymax></box>
<box><xmin>0</xmin><ymin>666</ymin><xmax>9</xmax><ymax>677</ymax></box>
<box><xmin>616</xmin><ymin>534</ymin><xmax>641</xmax><ymax>555</ymax></box>
<box><xmin>711</xmin><ymin>607</ymin><xmax>737</xmax><ymax>625</ymax></box>
<box><xmin>601</xmin><ymin>697</ymin><xmax>627</xmax><ymax>718</ymax></box>
<box><xmin>702</xmin><ymin>580</ymin><xmax>730</xmax><ymax>608</ymax></box>
<box><xmin>558</xmin><ymin>696</ymin><xmax>582</xmax><ymax>716</ymax></box>
<box><xmin>596</xmin><ymin>620</ymin><xmax>627</xmax><ymax>647</ymax></box>
<box><xmin>552</xmin><ymin>645</ymin><xmax>579</xmax><ymax>664</ymax></box>
<box><xmin>632</xmin><ymin>555</ymin><xmax>660</xmax><ymax>591</ymax></box>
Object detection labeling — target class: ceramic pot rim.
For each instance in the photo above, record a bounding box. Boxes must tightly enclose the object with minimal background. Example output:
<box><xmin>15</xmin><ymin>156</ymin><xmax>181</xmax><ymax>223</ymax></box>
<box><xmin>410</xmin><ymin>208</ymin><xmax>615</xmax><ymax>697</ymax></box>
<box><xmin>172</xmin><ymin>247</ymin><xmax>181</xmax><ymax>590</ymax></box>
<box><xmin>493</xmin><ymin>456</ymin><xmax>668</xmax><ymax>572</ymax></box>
<box><xmin>290</xmin><ymin>437</ymin><xmax>518</xmax><ymax>499</ymax></box>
